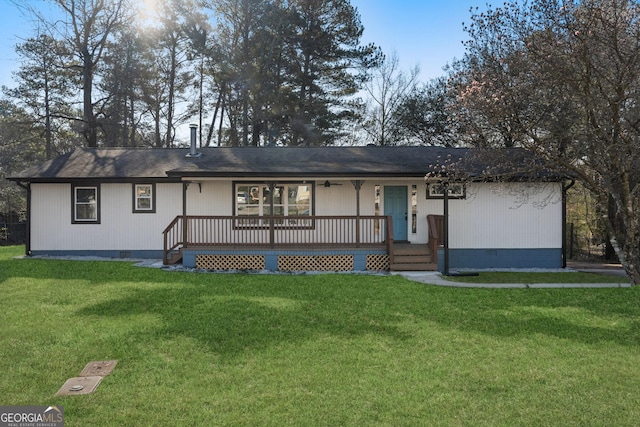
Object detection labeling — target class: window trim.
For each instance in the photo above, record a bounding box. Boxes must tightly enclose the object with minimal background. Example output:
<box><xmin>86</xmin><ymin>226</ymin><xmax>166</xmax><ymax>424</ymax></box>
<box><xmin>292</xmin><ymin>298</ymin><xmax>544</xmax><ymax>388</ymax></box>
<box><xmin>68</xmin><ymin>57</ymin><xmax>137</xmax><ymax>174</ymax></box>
<box><xmin>426</xmin><ymin>183</ymin><xmax>466</xmax><ymax>199</ymax></box>
<box><xmin>71</xmin><ymin>184</ymin><xmax>101</xmax><ymax>224</ymax></box>
<box><xmin>132</xmin><ymin>183</ymin><xmax>156</xmax><ymax>213</ymax></box>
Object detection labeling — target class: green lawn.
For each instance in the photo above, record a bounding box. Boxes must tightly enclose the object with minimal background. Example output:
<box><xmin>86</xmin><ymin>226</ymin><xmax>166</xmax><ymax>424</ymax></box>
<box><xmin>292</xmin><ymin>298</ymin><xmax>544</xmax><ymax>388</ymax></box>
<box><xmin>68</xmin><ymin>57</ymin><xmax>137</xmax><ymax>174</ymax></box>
<box><xmin>443</xmin><ymin>271</ymin><xmax>629</xmax><ymax>284</ymax></box>
<box><xmin>1</xmin><ymin>245</ymin><xmax>640</xmax><ymax>426</ymax></box>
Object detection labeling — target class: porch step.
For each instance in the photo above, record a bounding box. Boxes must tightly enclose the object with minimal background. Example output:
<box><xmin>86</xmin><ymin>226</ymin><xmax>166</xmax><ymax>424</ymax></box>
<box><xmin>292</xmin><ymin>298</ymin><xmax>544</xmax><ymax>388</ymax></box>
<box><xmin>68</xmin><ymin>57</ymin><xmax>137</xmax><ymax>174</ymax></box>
<box><xmin>393</xmin><ymin>255</ymin><xmax>432</xmax><ymax>264</ymax></box>
<box><xmin>165</xmin><ymin>249</ymin><xmax>183</xmax><ymax>265</ymax></box>
<box><xmin>390</xmin><ymin>262</ymin><xmax>438</xmax><ymax>271</ymax></box>
<box><xmin>390</xmin><ymin>244</ymin><xmax>437</xmax><ymax>271</ymax></box>
<box><xmin>393</xmin><ymin>244</ymin><xmax>430</xmax><ymax>256</ymax></box>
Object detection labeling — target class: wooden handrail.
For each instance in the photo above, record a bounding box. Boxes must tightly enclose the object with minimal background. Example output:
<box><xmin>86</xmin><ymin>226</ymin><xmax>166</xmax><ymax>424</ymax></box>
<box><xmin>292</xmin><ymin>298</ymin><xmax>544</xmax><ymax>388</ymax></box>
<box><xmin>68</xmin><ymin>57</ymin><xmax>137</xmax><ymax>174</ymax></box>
<box><xmin>163</xmin><ymin>215</ymin><xmax>393</xmax><ymax>264</ymax></box>
<box><xmin>162</xmin><ymin>215</ymin><xmax>181</xmax><ymax>234</ymax></box>
<box><xmin>163</xmin><ymin>215</ymin><xmax>183</xmax><ymax>264</ymax></box>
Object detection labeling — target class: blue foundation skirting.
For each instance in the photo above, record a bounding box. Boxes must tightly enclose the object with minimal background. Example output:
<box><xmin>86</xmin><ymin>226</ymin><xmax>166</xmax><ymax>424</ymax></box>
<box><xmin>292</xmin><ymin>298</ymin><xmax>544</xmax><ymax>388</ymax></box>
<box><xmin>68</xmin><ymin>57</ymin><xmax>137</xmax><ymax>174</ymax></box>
<box><xmin>437</xmin><ymin>248</ymin><xmax>563</xmax><ymax>272</ymax></box>
<box><xmin>182</xmin><ymin>248</ymin><xmax>388</xmax><ymax>271</ymax></box>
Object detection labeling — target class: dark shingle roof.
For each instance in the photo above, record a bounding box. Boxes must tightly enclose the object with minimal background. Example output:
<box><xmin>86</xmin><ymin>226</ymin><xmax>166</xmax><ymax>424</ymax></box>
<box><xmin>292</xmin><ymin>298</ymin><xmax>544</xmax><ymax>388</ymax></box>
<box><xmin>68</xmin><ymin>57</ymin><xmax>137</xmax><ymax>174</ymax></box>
<box><xmin>7</xmin><ymin>146</ymin><xmax>458</xmax><ymax>181</ymax></box>
<box><xmin>8</xmin><ymin>146</ymin><xmax>560</xmax><ymax>182</ymax></box>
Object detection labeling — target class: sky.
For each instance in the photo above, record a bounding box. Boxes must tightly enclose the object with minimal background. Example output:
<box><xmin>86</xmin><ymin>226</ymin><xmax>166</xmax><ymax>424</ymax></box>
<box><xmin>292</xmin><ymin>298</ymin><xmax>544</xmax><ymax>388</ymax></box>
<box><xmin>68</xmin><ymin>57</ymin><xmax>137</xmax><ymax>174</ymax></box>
<box><xmin>0</xmin><ymin>0</ymin><xmax>488</xmax><ymax>90</ymax></box>
<box><xmin>351</xmin><ymin>0</ymin><xmax>487</xmax><ymax>81</ymax></box>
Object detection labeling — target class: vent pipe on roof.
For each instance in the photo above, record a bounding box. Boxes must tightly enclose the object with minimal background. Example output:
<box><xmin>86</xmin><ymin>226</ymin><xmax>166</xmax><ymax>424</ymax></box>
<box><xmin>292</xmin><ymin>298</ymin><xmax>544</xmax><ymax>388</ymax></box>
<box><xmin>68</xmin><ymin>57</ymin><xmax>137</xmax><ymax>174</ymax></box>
<box><xmin>186</xmin><ymin>124</ymin><xmax>201</xmax><ymax>158</ymax></box>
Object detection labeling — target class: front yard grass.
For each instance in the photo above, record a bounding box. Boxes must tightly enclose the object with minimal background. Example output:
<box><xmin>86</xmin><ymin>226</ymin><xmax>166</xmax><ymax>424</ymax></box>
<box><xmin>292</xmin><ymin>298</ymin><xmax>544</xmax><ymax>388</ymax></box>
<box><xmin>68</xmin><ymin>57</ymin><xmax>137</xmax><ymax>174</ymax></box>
<box><xmin>444</xmin><ymin>271</ymin><xmax>629</xmax><ymax>284</ymax></box>
<box><xmin>1</xmin><ymin>245</ymin><xmax>639</xmax><ymax>426</ymax></box>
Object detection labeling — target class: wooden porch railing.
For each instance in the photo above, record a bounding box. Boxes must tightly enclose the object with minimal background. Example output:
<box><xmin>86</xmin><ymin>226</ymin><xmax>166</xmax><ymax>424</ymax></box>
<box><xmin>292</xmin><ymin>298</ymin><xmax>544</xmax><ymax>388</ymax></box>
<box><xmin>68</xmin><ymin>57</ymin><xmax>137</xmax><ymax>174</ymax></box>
<box><xmin>163</xmin><ymin>215</ymin><xmax>393</xmax><ymax>264</ymax></box>
<box><xmin>427</xmin><ymin>214</ymin><xmax>444</xmax><ymax>265</ymax></box>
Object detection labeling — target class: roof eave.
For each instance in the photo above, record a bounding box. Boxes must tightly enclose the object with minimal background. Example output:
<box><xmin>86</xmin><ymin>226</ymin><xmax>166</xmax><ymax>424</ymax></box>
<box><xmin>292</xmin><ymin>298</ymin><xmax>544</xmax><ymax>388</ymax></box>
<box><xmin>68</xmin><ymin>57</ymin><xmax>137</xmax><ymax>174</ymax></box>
<box><xmin>166</xmin><ymin>171</ymin><xmax>430</xmax><ymax>179</ymax></box>
<box><xmin>6</xmin><ymin>176</ymin><xmax>183</xmax><ymax>184</ymax></box>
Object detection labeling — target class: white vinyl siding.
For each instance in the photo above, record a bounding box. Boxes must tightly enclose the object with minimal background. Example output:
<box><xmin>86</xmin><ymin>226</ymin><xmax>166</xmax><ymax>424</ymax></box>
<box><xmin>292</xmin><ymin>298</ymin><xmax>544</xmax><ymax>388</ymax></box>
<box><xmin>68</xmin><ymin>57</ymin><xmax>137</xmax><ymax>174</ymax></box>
<box><xmin>447</xmin><ymin>182</ymin><xmax>562</xmax><ymax>249</ymax></box>
<box><xmin>31</xmin><ymin>183</ymin><xmax>182</xmax><ymax>251</ymax></box>
<box><xmin>28</xmin><ymin>179</ymin><xmax>562</xmax><ymax>253</ymax></box>
<box><xmin>185</xmin><ymin>181</ymin><xmax>228</xmax><ymax>216</ymax></box>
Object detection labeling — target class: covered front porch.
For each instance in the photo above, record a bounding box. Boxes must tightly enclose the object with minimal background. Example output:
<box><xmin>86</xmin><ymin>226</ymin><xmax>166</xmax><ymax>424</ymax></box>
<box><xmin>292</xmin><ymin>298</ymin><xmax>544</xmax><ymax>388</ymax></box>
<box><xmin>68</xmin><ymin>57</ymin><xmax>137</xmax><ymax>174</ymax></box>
<box><xmin>162</xmin><ymin>214</ymin><xmax>444</xmax><ymax>272</ymax></box>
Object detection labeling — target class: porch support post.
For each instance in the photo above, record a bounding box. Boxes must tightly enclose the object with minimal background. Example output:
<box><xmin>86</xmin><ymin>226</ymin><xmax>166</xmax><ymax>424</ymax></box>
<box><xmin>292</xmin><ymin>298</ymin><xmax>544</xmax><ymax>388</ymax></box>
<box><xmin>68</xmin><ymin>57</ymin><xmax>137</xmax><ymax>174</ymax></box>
<box><xmin>351</xmin><ymin>180</ymin><xmax>363</xmax><ymax>216</ymax></box>
<box><xmin>182</xmin><ymin>182</ymin><xmax>189</xmax><ymax>248</ymax></box>
<box><xmin>266</xmin><ymin>181</ymin><xmax>276</xmax><ymax>247</ymax></box>
<box><xmin>352</xmin><ymin>180</ymin><xmax>364</xmax><ymax>247</ymax></box>
<box><xmin>443</xmin><ymin>180</ymin><xmax>450</xmax><ymax>276</ymax></box>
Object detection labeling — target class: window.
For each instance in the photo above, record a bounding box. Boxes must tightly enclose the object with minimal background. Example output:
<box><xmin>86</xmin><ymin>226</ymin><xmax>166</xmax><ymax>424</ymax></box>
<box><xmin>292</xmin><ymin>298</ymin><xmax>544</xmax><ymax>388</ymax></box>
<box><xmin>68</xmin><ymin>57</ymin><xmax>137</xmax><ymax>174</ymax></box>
<box><xmin>72</xmin><ymin>185</ymin><xmax>100</xmax><ymax>223</ymax></box>
<box><xmin>426</xmin><ymin>183</ymin><xmax>466</xmax><ymax>199</ymax></box>
<box><xmin>235</xmin><ymin>182</ymin><xmax>313</xmax><ymax>222</ymax></box>
<box><xmin>133</xmin><ymin>184</ymin><xmax>156</xmax><ymax>213</ymax></box>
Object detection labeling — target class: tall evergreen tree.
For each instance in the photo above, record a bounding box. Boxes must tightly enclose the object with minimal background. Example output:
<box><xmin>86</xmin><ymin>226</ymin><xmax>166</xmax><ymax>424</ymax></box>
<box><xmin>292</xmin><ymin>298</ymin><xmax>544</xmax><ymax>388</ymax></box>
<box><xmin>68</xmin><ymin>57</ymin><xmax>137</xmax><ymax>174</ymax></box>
<box><xmin>287</xmin><ymin>0</ymin><xmax>381</xmax><ymax>145</ymax></box>
<box><xmin>134</xmin><ymin>0</ymin><xmax>205</xmax><ymax>147</ymax></box>
<box><xmin>4</xmin><ymin>34</ymin><xmax>77</xmax><ymax>158</ymax></box>
<box><xmin>208</xmin><ymin>0</ymin><xmax>380</xmax><ymax>146</ymax></box>
<box><xmin>100</xmin><ymin>30</ymin><xmax>148</xmax><ymax>147</ymax></box>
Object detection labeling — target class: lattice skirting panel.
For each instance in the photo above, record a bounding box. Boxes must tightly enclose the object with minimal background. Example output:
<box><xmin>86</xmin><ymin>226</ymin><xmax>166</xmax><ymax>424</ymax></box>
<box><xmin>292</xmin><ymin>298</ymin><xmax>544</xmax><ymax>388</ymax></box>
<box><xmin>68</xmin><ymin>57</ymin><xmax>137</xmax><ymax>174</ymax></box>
<box><xmin>196</xmin><ymin>254</ymin><xmax>265</xmax><ymax>270</ymax></box>
<box><xmin>366</xmin><ymin>254</ymin><xmax>390</xmax><ymax>271</ymax></box>
<box><xmin>278</xmin><ymin>255</ymin><xmax>353</xmax><ymax>271</ymax></box>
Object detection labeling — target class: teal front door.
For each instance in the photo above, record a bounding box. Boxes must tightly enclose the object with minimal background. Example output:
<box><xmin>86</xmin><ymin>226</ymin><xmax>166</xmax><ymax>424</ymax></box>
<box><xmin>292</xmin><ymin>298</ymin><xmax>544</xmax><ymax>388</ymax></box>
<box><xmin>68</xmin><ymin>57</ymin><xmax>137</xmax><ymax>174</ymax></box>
<box><xmin>384</xmin><ymin>186</ymin><xmax>408</xmax><ymax>241</ymax></box>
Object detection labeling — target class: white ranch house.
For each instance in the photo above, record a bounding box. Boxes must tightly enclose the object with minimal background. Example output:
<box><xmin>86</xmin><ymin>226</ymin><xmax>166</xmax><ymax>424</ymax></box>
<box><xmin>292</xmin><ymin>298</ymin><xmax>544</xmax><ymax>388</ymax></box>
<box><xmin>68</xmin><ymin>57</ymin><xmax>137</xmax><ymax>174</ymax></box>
<box><xmin>8</xmin><ymin>144</ymin><xmax>568</xmax><ymax>272</ymax></box>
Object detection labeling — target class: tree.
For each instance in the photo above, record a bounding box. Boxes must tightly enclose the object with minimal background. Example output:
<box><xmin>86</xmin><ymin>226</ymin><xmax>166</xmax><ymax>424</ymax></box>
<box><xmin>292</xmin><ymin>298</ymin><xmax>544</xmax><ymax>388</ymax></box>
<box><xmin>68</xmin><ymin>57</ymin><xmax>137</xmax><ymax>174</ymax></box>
<box><xmin>0</xmin><ymin>100</ymin><xmax>45</xmax><ymax>176</ymax></box>
<box><xmin>360</xmin><ymin>51</ymin><xmax>420</xmax><ymax>146</ymax></box>
<box><xmin>100</xmin><ymin>29</ymin><xmax>149</xmax><ymax>147</ymax></box>
<box><xmin>0</xmin><ymin>99</ymin><xmax>47</xmax><ymax>220</ymax></box>
<box><xmin>13</xmin><ymin>0</ymin><xmax>378</xmax><ymax>147</ymax></box>
<box><xmin>287</xmin><ymin>0</ymin><xmax>382</xmax><ymax>145</ymax></box>
<box><xmin>208</xmin><ymin>0</ymin><xmax>381</xmax><ymax>146</ymax></box>
<box><xmin>209</xmin><ymin>0</ymin><xmax>272</xmax><ymax>146</ymax></box>
<box><xmin>393</xmin><ymin>76</ymin><xmax>459</xmax><ymax>147</ymax></box>
<box><xmin>451</xmin><ymin>0</ymin><xmax>640</xmax><ymax>283</ymax></box>
<box><xmin>50</xmin><ymin>0</ymin><xmax>127</xmax><ymax>147</ymax></box>
<box><xmin>148</xmin><ymin>0</ymin><xmax>204</xmax><ymax>148</ymax></box>
<box><xmin>4</xmin><ymin>34</ymin><xmax>77</xmax><ymax>158</ymax></box>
